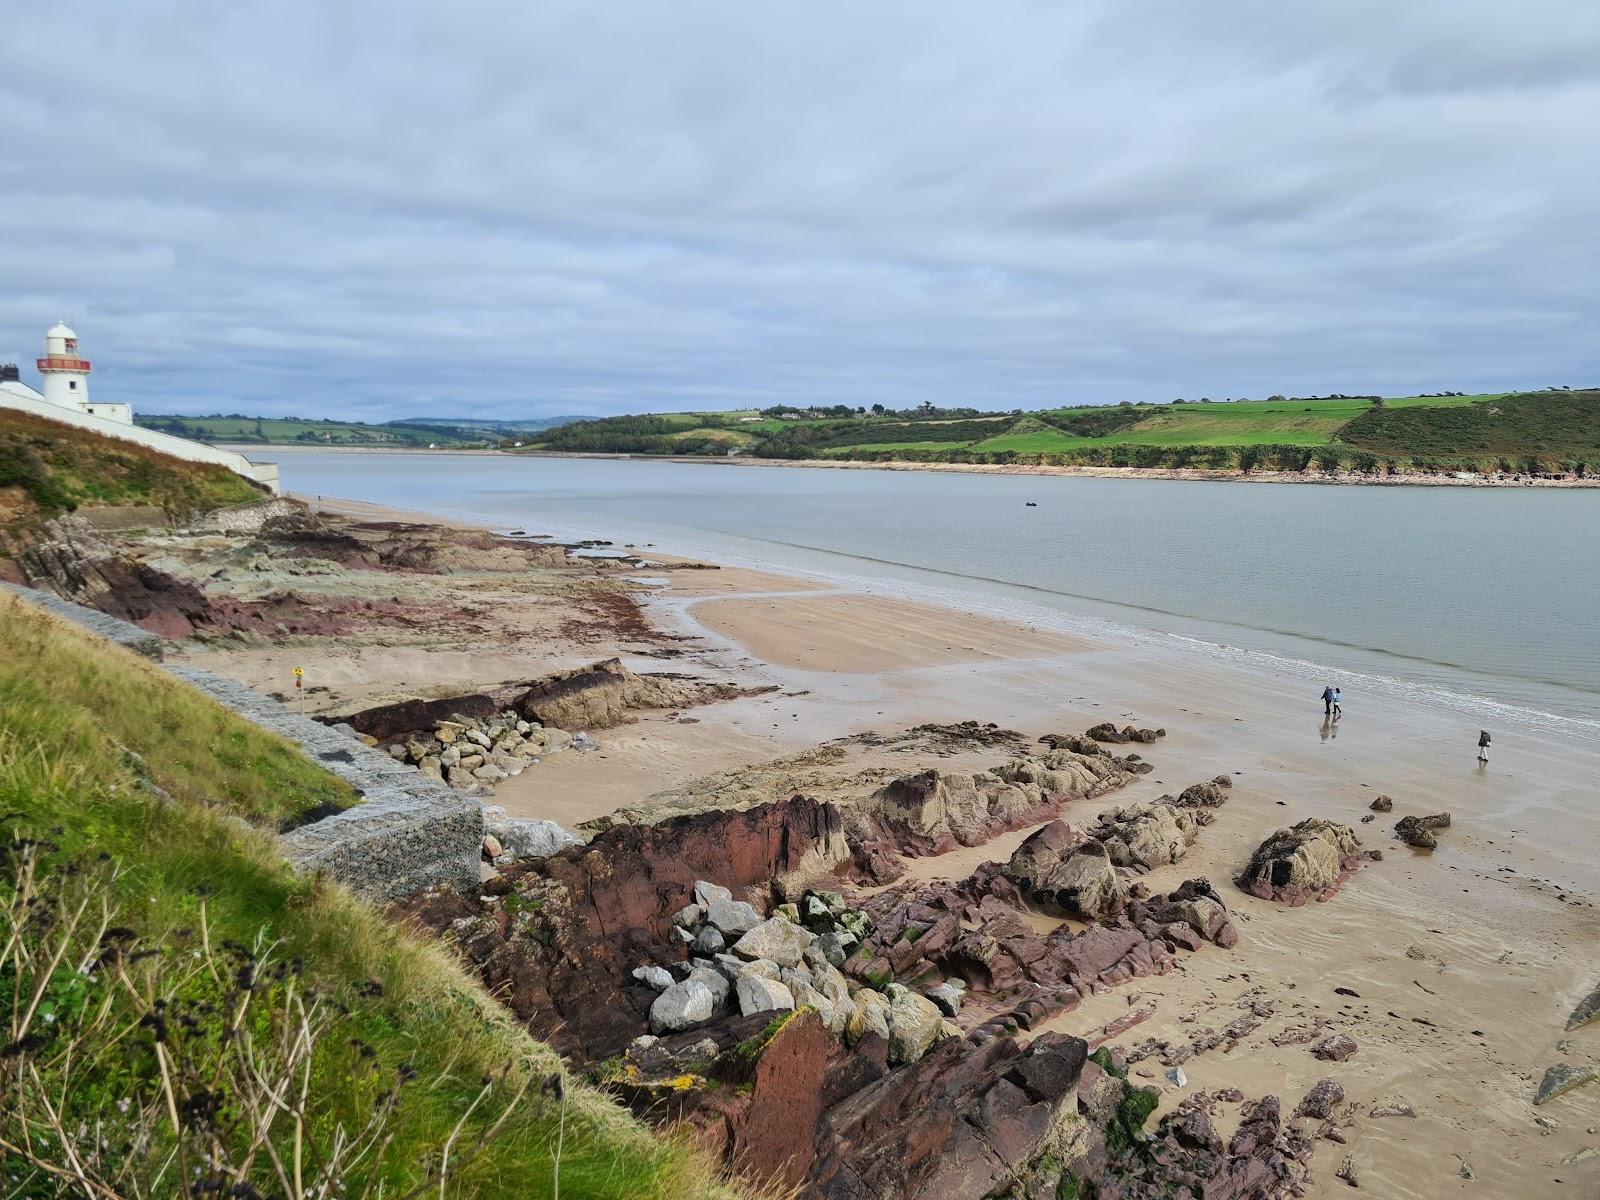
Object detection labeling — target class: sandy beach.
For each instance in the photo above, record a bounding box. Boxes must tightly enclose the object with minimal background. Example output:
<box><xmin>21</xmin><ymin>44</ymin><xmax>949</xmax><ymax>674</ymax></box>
<box><xmin>164</xmin><ymin>493</ymin><xmax>1600</xmax><ymax>1198</ymax></box>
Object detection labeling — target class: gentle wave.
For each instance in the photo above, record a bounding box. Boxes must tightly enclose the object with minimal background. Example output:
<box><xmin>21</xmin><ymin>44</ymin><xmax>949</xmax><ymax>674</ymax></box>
<box><xmin>305</xmin><ymin>484</ymin><xmax>1600</xmax><ymax>737</ymax></box>
<box><xmin>737</xmin><ymin>534</ymin><xmax>1599</xmax><ymax>699</ymax></box>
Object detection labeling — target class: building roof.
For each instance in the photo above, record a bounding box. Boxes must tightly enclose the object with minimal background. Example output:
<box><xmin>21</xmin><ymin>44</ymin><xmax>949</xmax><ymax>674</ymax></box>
<box><xmin>47</xmin><ymin>322</ymin><xmax>77</xmax><ymax>340</ymax></box>
<box><xmin>1</xmin><ymin>378</ymin><xmax>47</xmax><ymax>403</ymax></box>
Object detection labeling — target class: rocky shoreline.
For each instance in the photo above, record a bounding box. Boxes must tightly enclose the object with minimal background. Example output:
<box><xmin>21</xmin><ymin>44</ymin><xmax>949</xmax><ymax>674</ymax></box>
<box><xmin>515</xmin><ymin>449</ymin><xmax>1600</xmax><ymax>488</ymax></box>
<box><xmin>10</xmin><ymin>495</ymin><xmax>1600</xmax><ymax>1198</ymax></box>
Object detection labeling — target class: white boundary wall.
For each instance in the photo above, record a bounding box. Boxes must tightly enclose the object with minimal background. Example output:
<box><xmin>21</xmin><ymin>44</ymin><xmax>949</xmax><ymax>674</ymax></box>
<box><xmin>0</xmin><ymin>391</ymin><xmax>279</xmax><ymax>493</ymax></box>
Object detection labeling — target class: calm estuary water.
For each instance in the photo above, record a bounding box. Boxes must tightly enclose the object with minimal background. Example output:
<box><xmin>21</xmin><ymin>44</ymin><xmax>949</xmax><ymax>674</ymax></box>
<box><xmin>266</xmin><ymin>451</ymin><xmax>1600</xmax><ymax>728</ymax></box>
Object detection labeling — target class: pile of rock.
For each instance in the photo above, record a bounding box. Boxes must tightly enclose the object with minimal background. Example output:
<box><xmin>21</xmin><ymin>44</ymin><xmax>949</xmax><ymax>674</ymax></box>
<box><xmin>845</xmin><ymin>868</ymin><xmax>1239</xmax><ymax>1021</ymax></box>
<box><xmin>381</xmin><ymin>708</ymin><xmax>594</xmax><ymax>794</ymax></box>
<box><xmin>636</xmin><ymin>881</ymin><xmax>957</xmax><ymax>1066</ymax></box>
<box><xmin>1236</xmin><ymin>818</ymin><xmax>1375</xmax><ymax>904</ymax></box>
<box><xmin>393</xmin><ymin>795</ymin><xmax>853</xmax><ymax>1061</ymax></box>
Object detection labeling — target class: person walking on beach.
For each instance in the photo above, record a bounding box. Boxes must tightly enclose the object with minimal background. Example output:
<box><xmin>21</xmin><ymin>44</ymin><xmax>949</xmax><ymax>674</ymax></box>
<box><xmin>1478</xmin><ymin>729</ymin><xmax>1491</xmax><ymax>765</ymax></box>
<box><xmin>1321</xmin><ymin>684</ymin><xmax>1335</xmax><ymax>716</ymax></box>
<box><xmin>1332</xmin><ymin>687</ymin><xmax>1343</xmax><ymax>718</ymax></box>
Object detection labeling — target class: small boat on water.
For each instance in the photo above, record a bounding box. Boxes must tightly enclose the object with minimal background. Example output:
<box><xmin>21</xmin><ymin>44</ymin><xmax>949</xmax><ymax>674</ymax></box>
<box><xmin>1025</xmin><ymin>501</ymin><xmax>1038</xmax><ymax>507</ymax></box>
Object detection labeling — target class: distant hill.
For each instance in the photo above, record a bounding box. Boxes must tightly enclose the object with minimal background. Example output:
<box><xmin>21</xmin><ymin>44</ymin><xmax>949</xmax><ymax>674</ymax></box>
<box><xmin>517</xmin><ymin>391</ymin><xmax>1600</xmax><ymax>474</ymax></box>
<box><xmin>135</xmin><ymin>414</ymin><xmax>593</xmax><ymax>446</ymax></box>
<box><xmin>1340</xmin><ymin>390</ymin><xmax>1600</xmax><ymax>467</ymax></box>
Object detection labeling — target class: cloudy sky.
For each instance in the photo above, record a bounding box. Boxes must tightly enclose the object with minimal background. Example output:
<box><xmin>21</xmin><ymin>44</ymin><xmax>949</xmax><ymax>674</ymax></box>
<box><xmin>3</xmin><ymin>1</ymin><xmax>1597</xmax><ymax>420</ymax></box>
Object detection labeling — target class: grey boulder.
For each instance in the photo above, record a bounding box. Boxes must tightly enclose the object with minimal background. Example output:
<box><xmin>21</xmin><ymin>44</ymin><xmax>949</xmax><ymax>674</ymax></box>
<box><xmin>485</xmin><ymin>817</ymin><xmax>582</xmax><ymax>860</ymax></box>
<box><xmin>736</xmin><ymin>974</ymin><xmax>796</xmax><ymax>1017</ymax></box>
<box><xmin>648</xmin><ymin>980</ymin><xmax>715</xmax><ymax>1034</ymax></box>
<box><xmin>732</xmin><ymin>916</ymin><xmax>816</xmax><ymax>968</ymax></box>
<box><xmin>631</xmin><ymin>965</ymin><xmax>675</xmax><ymax>992</ymax></box>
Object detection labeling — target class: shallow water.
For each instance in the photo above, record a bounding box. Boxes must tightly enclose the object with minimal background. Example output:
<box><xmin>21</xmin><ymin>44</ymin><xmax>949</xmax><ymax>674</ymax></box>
<box><xmin>266</xmin><ymin>451</ymin><xmax>1600</xmax><ymax>727</ymax></box>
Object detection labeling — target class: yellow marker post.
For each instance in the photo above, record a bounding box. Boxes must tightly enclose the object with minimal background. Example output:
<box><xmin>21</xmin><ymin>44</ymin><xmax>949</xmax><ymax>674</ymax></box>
<box><xmin>293</xmin><ymin>666</ymin><xmax>304</xmax><ymax>691</ymax></box>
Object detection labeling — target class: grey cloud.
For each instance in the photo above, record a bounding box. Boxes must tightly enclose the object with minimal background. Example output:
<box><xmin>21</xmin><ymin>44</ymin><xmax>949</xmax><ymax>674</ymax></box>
<box><xmin>2</xmin><ymin>0</ymin><xmax>1597</xmax><ymax>419</ymax></box>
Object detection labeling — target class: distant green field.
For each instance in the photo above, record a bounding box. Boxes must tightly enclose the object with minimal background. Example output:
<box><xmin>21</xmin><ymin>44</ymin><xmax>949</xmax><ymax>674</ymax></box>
<box><xmin>517</xmin><ymin>388</ymin><xmax>1597</xmax><ymax>473</ymax></box>
<box><xmin>138</xmin><ymin>415</ymin><xmax>493</xmax><ymax>446</ymax></box>
<box><xmin>136</xmin><ymin>414</ymin><xmax>582</xmax><ymax>446</ymax></box>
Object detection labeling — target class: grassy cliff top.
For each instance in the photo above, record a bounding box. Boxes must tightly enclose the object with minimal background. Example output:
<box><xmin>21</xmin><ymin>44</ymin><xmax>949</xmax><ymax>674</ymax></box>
<box><xmin>1</xmin><ymin>408</ymin><xmax>263</xmax><ymax>533</ymax></box>
<box><xmin>0</xmin><ymin>593</ymin><xmax>747</xmax><ymax>1199</ymax></box>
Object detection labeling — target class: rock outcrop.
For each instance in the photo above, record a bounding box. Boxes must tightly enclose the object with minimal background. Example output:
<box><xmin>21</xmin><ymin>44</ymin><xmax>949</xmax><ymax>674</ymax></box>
<box><xmin>1395</xmin><ymin>811</ymin><xmax>1452</xmax><ymax>849</ymax></box>
<box><xmin>1089</xmin><ymin>801</ymin><xmax>1199</xmax><ymax>870</ymax></box>
<box><xmin>628</xmin><ymin>1016</ymin><xmax>1312</xmax><ymax>1200</ymax></box>
<box><xmin>1566</xmin><ymin>979</ymin><xmax>1600</xmax><ymax>1031</ymax></box>
<box><xmin>851</xmin><ymin>746</ymin><xmax>1134</xmax><ymax>871</ymax></box>
<box><xmin>393</xmin><ymin>795</ymin><xmax>851</xmax><ymax>1058</ymax></box>
<box><xmin>846</xmin><ymin>874</ymin><xmax>1237</xmax><ymax>1014</ymax></box>
<box><xmin>1084</xmin><ymin>721</ymin><xmax>1166</xmax><ymax>744</ymax></box>
<box><xmin>480</xmin><ymin>810</ymin><xmax>582</xmax><ymax>861</ymax></box>
<box><xmin>1236</xmin><ymin>819</ymin><xmax>1371</xmax><ymax>904</ymax></box>
<box><xmin>1535</xmin><ymin>1063</ymin><xmax>1598</xmax><ymax>1105</ymax></box>
<box><xmin>519</xmin><ymin>657</ymin><xmax>734</xmax><ymax>730</ymax></box>
<box><xmin>1004</xmin><ymin>824</ymin><xmax>1126</xmax><ymax>920</ymax></box>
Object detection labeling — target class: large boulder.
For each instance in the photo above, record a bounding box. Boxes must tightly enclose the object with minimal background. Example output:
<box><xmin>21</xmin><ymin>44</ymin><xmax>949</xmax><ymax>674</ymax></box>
<box><xmin>736</xmin><ymin>974</ymin><xmax>797</xmax><ymax>1018</ymax></box>
<box><xmin>649</xmin><ymin>980</ymin><xmax>715</xmax><ymax>1034</ymax></box>
<box><xmin>483</xmin><ymin>816</ymin><xmax>582</xmax><ymax>861</ymax></box>
<box><xmin>707</xmin><ymin>896</ymin><xmax>764</xmax><ymax>937</ymax></box>
<box><xmin>733</xmin><ymin>917</ymin><xmax>817</xmax><ymax>968</ymax></box>
<box><xmin>884</xmin><ymin>984</ymin><xmax>946</xmax><ymax>1065</ymax></box>
<box><xmin>518</xmin><ymin>658</ymin><xmax>634</xmax><ymax>729</ymax></box>
<box><xmin>1236</xmin><ymin>818</ymin><xmax>1366</xmax><ymax>904</ymax></box>
<box><xmin>844</xmin><ymin>987</ymin><xmax>892</xmax><ymax>1045</ymax></box>
<box><xmin>1003</xmin><ymin>822</ymin><xmax>1132</xmax><ymax>919</ymax></box>
<box><xmin>1395</xmin><ymin>812</ymin><xmax>1452</xmax><ymax>849</ymax></box>
<box><xmin>1090</xmin><ymin>802</ymin><xmax>1197</xmax><ymax>871</ymax></box>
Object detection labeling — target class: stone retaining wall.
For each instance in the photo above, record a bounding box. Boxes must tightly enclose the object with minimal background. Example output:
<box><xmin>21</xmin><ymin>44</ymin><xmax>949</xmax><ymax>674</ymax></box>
<box><xmin>2</xmin><ymin>582</ymin><xmax>482</xmax><ymax>901</ymax></box>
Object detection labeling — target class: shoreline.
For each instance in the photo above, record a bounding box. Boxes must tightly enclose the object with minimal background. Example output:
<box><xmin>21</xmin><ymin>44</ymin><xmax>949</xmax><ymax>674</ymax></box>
<box><xmin>235</xmin><ymin>444</ymin><xmax>1600</xmax><ymax>488</ymax></box>
<box><xmin>293</xmin><ymin>488</ymin><xmax>1600</xmax><ymax>736</ymax></box>
<box><xmin>176</xmin><ymin>489</ymin><xmax>1600</xmax><ymax>1196</ymax></box>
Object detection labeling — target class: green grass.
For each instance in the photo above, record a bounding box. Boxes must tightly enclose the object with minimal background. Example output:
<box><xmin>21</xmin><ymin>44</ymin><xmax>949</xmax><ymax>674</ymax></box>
<box><xmin>1</xmin><ymin>597</ymin><xmax>356</xmax><ymax>830</ymax></box>
<box><xmin>136</xmin><ymin>416</ymin><xmax>493</xmax><ymax>447</ymax></box>
<box><xmin>1379</xmin><ymin>392</ymin><xmax>1506</xmax><ymax>409</ymax></box>
<box><xmin>0</xmin><ymin>594</ymin><xmax>748</xmax><ymax>1200</ymax></box>
<box><xmin>1341</xmin><ymin>389</ymin><xmax>1600</xmax><ymax>464</ymax></box>
<box><xmin>1</xmin><ymin>410</ymin><xmax>263</xmax><ymax>533</ymax></box>
<box><xmin>517</xmin><ymin>387</ymin><xmax>1596</xmax><ymax>472</ymax></box>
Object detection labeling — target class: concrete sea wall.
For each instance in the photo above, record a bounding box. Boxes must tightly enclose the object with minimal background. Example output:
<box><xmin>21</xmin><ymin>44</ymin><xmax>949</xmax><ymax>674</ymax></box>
<box><xmin>2</xmin><ymin>582</ymin><xmax>481</xmax><ymax>901</ymax></box>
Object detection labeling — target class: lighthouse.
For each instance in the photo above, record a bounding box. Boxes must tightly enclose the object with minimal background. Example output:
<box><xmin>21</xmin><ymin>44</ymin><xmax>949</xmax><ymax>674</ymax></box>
<box><xmin>38</xmin><ymin>323</ymin><xmax>92</xmax><ymax>413</ymax></box>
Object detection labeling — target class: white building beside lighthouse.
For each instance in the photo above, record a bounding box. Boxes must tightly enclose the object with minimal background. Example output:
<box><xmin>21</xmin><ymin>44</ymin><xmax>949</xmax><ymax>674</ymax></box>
<box><xmin>0</xmin><ymin>321</ymin><xmax>279</xmax><ymax>493</ymax></box>
<box><xmin>29</xmin><ymin>322</ymin><xmax>132</xmax><ymax>424</ymax></box>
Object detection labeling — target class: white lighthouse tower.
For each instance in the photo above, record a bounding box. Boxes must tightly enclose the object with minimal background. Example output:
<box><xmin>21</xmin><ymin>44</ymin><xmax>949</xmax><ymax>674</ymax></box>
<box><xmin>38</xmin><ymin>323</ymin><xmax>92</xmax><ymax>413</ymax></box>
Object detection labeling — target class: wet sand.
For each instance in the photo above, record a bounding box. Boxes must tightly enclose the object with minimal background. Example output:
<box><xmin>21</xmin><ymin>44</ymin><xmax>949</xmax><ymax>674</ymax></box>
<box><xmin>691</xmin><ymin>590</ymin><xmax>1089</xmax><ymax>672</ymax></box>
<box><xmin>265</xmin><ymin>493</ymin><xmax>1600</xmax><ymax>1195</ymax></box>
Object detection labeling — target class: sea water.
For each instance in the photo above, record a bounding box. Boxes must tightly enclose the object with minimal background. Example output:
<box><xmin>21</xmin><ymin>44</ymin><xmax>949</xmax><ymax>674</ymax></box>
<box><xmin>264</xmin><ymin>450</ymin><xmax>1600</xmax><ymax>729</ymax></box>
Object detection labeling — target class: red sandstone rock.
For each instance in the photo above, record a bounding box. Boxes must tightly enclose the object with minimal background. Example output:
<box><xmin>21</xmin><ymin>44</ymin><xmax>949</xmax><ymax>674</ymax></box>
<box><xmin>395</xmin><ymin>795</ymin><xmax>850</xmax><ymax>1059</ymax></box>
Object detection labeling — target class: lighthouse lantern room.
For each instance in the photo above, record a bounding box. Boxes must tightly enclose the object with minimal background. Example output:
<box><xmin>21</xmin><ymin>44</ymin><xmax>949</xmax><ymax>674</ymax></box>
<box><xmin>38</xmin><ymin>322</ymin><xmax>92</xmax><ymax>411</ymax></box>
